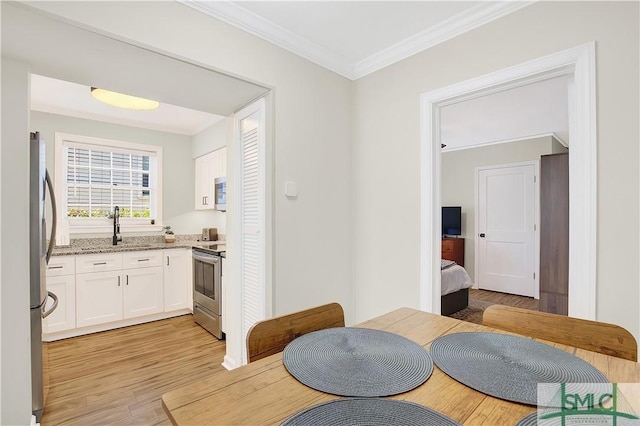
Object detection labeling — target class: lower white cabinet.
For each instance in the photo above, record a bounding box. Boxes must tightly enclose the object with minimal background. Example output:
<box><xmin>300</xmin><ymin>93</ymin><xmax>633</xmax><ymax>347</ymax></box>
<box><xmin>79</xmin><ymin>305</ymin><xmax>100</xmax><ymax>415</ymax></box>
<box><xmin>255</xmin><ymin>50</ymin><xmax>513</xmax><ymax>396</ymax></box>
<box><xmin>46</xmin><ymin>249</ymin><xmax>192</xmax><ymax>340</ymax></box>
<box><xmin>164</xmin><ymin>249</ymin><xmax>192</xmax><ymax>312</ymax></box>
<box><xmin>44</xmin><ymin>256</ymin><xmax>76</xmax><ymax>333</ymax></box>
<box><xmin>76</xmin><ymin>270</ymin><xmax>123</xmax><ymax>328</ymax></box>
<box><xmin>75</xmin><ymin>250</ymin><xmax>164</xmax><ymax>328</ymax></box>
<box><xmin>123</xmin><ymin>266</ymin><xmax>164</xmax><ymax>318</ymax></box>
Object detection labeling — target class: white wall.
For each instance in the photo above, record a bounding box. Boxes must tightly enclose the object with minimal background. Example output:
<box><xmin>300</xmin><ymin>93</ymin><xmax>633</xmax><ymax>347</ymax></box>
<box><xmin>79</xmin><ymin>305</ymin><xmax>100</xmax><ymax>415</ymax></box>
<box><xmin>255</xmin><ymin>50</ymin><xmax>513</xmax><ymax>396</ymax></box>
<box><xmin>353</xmin><ymin>1</ymin><xmax>639</xmax><ymax>341</ymax></box>
<box><xmin>441</xmin><ymin>136</ymin><xmax>566</xmax><ymax>279</ymax></box>
<box><xmin>1</xmin><ymin>58</ymin><xmax>32</xmax><ymax>426</ymax></box>
<box><xmin>30</xmin><ymin>111</ymin><xmax>223</xmax><ymax>235</ymax></box>
<box><xmin>192</xmin><ymin>118</ymin><xmax>229</xmax><ymax>159</ymax></box>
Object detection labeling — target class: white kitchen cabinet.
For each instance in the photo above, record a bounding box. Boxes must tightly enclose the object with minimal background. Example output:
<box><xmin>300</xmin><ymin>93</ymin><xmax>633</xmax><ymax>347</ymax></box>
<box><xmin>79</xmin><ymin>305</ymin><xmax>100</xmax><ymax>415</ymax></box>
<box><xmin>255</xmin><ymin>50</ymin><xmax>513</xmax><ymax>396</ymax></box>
<box><xmin>195</xmin><ymin>151</ymin><xmax>215</xmax><ymax>210</ymax></box>
<box><xmin>122</xmin><ymin>250</ymin><xmax>163</xmax><ymax>269</ymax></box>
<box><xmin>76</xmin><ymin>270</ymin><xmax>123</xmax><ymax>327</ymax></box>
<box><xmin>76</xmin><ymin>252</ymin><xmax>122</xmax><ymax>274</ymax></box>
<box><xmin>44</xmin><ymin>257</ymin><xmax>76</xmax><ymax>333</ymax></box>
<box><xmin>76</xmin><ymin>250</ymin><xmax>164</xmax><ymax>328</ymax></box>
<box><xmin>214</xmin><ymin>147</ymin><xmax>227</xmax><ymax>178</ymax></box>
<box><xmin>123</xmin><ymin>266</ymin><xmax>164</xmax><ymax>318</ymax></box>
<box><xmin>164</xmin><ymin>249</ymin><xmax>192</xmax><ymax>312</ymax></box>
<box><xmin>194</xmin><ymin>147</ymin><xmax>227</xmax><ymax>210</ymax></box>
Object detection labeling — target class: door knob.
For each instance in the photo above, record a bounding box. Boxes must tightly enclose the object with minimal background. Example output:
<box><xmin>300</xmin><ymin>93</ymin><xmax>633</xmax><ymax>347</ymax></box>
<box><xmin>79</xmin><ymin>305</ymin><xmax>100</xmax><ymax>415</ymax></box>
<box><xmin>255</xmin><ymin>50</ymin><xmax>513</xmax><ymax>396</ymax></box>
<box><xmin>479</xmin><ymin>233</ymin><xmax>485</xmax><ymax>238</ymax></box>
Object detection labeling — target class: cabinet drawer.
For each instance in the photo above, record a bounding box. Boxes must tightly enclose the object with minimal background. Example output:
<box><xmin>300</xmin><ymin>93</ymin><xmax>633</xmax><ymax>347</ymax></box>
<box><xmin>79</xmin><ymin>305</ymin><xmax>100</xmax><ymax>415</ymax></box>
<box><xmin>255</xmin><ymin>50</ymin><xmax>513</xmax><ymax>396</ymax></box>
<box><xmin>76</xmin><ymin>253</ymin><xmax>123</xmax><ymax>274</ymax></box>
<box><xmin>122</xmin><ymin>250</ymin><xmax>162</xmax><ymax>269</ymax></box>
<box><xmin>46</xmin><ymin>256</ymin><xmax>75</xmax><ymax>277</ymax></box>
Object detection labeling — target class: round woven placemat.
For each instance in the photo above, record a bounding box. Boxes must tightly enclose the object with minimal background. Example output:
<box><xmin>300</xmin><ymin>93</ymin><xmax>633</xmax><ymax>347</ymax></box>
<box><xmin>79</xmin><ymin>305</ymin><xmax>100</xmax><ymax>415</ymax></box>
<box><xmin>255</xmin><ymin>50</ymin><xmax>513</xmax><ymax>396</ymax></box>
<box><xmin>515</xmin><ymin>412</ymin><xmax>538</xmax><ymax>426</ymax></box>
<box><xmin>430</xmin><ymin>332</ymin><xmax>608</xmax><ymax>406</ymax></box>
<box><xmin>283</xmin><ymin>327</ymin><xmax>433</xmax><ymax>397</ymax></box>
<box><xmin>281</xmin><ymin>398</ymin><xmax>461</xmax><ymax>426</ymax></box>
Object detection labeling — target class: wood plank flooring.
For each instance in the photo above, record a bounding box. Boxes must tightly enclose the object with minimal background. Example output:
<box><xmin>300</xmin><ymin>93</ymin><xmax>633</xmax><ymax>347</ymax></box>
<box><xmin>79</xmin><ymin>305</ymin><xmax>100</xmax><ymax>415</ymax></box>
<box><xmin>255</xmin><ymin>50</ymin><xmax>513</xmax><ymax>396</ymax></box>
<box><xmin>42</xmin><ymin>315</ymin><xmax>225</xmax><ymax>426</ymax></box>
<box><xmin>448</xmin><ymin>289</ymin><xmax>540</xmax><ymax>324</ymax></box>
<box><xmin>470</xmin><ymin>288</ymin><xmax>540</xmax><ymax>310</ymax></box>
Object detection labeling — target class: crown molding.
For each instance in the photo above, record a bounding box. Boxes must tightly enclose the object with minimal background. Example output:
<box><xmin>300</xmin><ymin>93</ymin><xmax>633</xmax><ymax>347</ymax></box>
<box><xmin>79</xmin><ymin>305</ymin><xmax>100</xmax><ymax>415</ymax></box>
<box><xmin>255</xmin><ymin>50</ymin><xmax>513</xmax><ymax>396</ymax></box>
<box><xmin>181</xmin><ymin>0</ymin><xmax>356</xmax><ymax>79</ymax></box>
<box><xmin>354</xmin><ymin>1</ymin><xmax>536</xmax><ymax>79</ymax></box>
<box><xmin>181</xmin><ymin>0</ymin><xmax>535</xmax><ymax>81</ymax></box>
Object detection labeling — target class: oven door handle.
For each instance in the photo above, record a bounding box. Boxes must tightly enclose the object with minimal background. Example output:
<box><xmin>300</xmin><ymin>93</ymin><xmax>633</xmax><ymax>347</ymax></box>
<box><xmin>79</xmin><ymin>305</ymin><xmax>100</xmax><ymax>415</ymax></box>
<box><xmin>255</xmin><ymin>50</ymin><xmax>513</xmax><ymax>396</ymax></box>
<box><xmin>193</xmin><ymin>251</ymin><xmax>220</xmax><ymax>264</ymax></box>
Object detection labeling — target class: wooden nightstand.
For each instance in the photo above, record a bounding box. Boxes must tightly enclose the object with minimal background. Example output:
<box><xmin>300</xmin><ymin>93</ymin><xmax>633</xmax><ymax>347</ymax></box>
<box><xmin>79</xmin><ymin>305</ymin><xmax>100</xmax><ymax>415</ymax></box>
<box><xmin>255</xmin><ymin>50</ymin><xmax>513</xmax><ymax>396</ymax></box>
<box><xmin>442</xmin><ymin>238</ymin><xmax>464</xmax><ymax>267</ymax></box>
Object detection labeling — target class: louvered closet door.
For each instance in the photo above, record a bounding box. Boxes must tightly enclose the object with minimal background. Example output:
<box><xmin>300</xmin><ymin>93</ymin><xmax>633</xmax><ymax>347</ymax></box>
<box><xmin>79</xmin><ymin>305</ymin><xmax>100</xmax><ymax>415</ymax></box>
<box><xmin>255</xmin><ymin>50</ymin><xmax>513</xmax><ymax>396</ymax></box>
<box><xmin>238</xmin><ymin>99</ymin><xmax>266</xmax><ymax>362</ymax></box>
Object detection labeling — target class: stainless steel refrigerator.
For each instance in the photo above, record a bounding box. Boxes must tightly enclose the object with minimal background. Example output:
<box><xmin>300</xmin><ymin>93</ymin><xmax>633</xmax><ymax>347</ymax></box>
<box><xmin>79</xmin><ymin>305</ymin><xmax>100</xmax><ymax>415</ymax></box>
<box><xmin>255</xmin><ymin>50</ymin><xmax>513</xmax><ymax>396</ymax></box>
<box><xmin>30</xmin><ymin>131</ymin><xmax>58</xmax><ymax>422</ymax></box>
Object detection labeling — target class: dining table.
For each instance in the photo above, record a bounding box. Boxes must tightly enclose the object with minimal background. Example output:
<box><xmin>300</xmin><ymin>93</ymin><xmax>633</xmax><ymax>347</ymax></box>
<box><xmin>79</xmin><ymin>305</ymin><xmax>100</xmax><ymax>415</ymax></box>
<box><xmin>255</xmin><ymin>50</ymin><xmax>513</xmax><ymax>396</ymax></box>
<box><xmin>161</xmin><ymin>307</ymin><xmax>640</xmax><ymax>425</ymax></box>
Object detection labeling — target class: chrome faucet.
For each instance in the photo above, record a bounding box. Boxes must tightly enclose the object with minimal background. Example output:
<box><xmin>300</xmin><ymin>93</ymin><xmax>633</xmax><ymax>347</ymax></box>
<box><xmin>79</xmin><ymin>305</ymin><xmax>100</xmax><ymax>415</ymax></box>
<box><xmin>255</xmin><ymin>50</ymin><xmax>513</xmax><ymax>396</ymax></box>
<box><xmin>112</xmin><ymin>206</ymin><xmax>122</xmax><ymax>245</ymax></box>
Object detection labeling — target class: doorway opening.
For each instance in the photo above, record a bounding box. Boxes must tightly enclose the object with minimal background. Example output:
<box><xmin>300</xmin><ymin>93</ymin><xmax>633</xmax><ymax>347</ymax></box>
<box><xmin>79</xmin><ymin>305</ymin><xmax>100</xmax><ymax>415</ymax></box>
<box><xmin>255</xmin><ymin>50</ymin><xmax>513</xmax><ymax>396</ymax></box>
<box><xmin>420</xmin><ymin>43</ymin><xmax>597</xmax><ymax>320</ymax></box>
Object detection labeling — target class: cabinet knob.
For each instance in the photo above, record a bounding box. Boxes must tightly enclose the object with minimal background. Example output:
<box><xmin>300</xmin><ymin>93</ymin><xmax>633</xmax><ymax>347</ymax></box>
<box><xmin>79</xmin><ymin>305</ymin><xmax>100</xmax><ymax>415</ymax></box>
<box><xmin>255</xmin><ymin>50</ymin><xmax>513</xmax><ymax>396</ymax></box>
<box><xmin>479</xmin><ymin>233</ymin><xmax>486</xmax><ymax>238</ymax></box>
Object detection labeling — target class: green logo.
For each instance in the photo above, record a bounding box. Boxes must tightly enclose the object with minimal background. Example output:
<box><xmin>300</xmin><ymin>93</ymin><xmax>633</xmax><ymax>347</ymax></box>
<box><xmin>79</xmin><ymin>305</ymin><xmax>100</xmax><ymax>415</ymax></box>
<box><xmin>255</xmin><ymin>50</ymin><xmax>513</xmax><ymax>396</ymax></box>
<box><xmin>537</xmin><ymin>383</ymin><xmax>640</xmax><ymax>425</ymax></box>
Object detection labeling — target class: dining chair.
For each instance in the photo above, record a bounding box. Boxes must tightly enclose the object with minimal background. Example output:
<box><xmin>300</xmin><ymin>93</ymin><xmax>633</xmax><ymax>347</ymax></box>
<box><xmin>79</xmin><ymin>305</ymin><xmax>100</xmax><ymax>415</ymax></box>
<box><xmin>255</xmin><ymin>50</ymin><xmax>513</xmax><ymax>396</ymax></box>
<box><xmin>246</xmin><ymin>302</ymin><xmax>345</xmax><ymax>363</ymax></box>
<box><xmin>483</xmin><ymin>304</ymin><xmax>638</xmax><ymax>362</ymax></box>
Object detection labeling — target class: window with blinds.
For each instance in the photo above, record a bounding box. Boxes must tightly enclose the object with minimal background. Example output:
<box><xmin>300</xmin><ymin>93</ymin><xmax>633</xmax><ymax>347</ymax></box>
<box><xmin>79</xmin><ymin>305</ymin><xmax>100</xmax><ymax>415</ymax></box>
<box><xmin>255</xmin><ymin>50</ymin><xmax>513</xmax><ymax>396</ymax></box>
<box><xmin>66</xmin><ymin>147</ymin><xmax>151</xmax><ymax>218</ymax></box>
<box><xmin>56</xmin><ymin>133</ymin><xmax>162</xmax><ymax>228</ymax></box>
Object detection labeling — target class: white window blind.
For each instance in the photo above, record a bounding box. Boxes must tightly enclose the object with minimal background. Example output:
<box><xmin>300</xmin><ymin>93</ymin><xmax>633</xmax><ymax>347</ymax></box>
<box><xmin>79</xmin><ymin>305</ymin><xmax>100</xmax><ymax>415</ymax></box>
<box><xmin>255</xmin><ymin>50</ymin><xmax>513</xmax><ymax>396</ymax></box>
<box><xmin>55</xmin><ymin>133</ymin><xmax>162</xmax><ymax>231</ymax></box>
<box><xmin>65</xmin><ymin>146</ymin><xmax>151</xmax><ymax>218</ymax></box>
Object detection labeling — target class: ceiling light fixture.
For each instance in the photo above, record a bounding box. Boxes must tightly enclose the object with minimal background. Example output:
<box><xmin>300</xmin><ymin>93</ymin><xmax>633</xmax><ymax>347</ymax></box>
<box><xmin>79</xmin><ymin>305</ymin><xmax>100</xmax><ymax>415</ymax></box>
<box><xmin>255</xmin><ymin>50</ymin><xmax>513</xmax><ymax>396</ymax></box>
<box><xmin>90</xmin><ymin>87</ymin><xmax>159</xmax><ymax>110</ymax></box>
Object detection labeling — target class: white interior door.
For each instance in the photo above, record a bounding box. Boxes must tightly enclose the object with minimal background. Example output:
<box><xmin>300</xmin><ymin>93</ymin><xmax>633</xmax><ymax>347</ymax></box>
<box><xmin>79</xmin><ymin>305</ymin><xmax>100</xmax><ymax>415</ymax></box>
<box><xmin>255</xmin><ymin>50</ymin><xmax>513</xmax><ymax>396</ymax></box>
<box><xmin>477</xmin><ymin>162</ymin><xmax>537</xmax><ymax>297</ymax></box>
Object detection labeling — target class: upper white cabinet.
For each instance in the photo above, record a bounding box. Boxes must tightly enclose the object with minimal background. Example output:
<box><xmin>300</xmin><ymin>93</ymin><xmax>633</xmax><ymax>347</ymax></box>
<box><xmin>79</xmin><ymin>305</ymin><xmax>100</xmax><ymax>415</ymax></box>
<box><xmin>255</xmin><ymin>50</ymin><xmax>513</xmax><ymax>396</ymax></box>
<box><xmin>214</xmin><ymin>147</ymin><xmax>227</xmax><ymax>178</ymax></box>
<box><xmin>164</xmin><ymin>248</ymin><xmax>192</xmax><ymax>312</ymax></box>
<box><xmin>195</xmin><ymin>152</ymin><xmax>215</xmax><ymax>210</ymax></box>
<box><xmin>195</xmin><ymin>147</ymin><xmax>227</xmax><ymax>210</ymax></box>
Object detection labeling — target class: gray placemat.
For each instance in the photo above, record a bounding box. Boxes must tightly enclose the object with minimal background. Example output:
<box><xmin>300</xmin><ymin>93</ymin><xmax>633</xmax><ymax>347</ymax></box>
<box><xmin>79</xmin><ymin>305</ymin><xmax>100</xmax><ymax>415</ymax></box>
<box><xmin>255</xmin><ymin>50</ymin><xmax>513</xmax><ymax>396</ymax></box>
<box><xmin>514</xmin><ymin>412</ymin><xmax>538</xmax><ymax>426</ymax></box>
<box><xmin>281</xmin><ymin>398</ymin><xmax>462</xmax><ymax>426</ymax></box>
<box><xmin>430</xmin><ymin>332</ymin><xmax>609</xmax><ymax>406</ymax></box>
<box><xmin>283</xmin><ymin>327</ymin><xmax>433</xmax><ymax>397</ymax></box>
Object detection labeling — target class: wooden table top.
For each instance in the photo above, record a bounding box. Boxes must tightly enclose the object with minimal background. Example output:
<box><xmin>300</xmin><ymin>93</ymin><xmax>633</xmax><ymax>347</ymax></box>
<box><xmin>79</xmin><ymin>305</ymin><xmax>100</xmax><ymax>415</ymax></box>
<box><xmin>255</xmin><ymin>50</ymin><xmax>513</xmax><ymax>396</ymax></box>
<box><xmin>162</xmin><ymin>308</ymin><xmax>640</xmax><ymax>425</ymax></box>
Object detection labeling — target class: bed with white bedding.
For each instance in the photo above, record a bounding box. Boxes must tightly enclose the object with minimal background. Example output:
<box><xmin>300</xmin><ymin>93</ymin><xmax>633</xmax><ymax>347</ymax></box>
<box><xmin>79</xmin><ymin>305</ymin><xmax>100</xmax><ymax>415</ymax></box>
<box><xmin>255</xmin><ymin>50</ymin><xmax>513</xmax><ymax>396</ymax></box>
<box><xmin>441</xmin><ymin>260</ymin><xmax>474</xmax><ymax>315</ymax></box>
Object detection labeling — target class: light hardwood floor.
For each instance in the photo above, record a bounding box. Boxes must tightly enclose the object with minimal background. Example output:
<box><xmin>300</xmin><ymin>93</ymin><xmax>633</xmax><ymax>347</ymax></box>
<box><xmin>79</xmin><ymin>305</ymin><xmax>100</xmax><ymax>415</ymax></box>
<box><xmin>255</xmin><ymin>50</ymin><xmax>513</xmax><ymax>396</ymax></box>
<box><xmin>42</xmin><ymin>315</ymin><xmax>225</xmax><ymax>426</ymax></box>
<box><xmin>470</xmin><ymin>288</ymin><xmax>540</xmax><ymax>310</ymax></box>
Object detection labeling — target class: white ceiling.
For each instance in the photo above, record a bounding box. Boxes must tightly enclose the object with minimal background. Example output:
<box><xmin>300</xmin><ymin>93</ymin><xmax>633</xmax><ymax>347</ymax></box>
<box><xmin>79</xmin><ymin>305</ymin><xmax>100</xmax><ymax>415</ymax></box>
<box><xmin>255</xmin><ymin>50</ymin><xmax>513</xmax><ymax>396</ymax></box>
<box><xmin>30</xmin><ymin>74</ymin><xmax>224</xmax><ymax>136</ymax></box>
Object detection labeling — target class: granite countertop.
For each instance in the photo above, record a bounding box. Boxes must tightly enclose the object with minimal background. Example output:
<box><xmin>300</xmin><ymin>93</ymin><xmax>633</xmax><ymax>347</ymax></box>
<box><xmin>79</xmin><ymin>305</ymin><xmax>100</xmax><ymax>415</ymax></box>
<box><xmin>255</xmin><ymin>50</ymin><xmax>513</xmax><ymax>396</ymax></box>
<box><xmin>52</xmin><ymin>234</ymin><xmax>225</xmax><ymax>256</ymax></box>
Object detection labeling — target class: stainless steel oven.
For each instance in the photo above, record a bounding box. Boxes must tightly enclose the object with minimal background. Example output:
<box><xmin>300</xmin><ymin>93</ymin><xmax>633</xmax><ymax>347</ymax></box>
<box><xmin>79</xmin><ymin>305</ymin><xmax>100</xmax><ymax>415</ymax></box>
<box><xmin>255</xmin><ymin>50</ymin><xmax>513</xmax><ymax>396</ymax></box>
<box><xmin>192</xmin><ymin>248</ymin><xmax>224</xmax><ymax>339</ymax></box>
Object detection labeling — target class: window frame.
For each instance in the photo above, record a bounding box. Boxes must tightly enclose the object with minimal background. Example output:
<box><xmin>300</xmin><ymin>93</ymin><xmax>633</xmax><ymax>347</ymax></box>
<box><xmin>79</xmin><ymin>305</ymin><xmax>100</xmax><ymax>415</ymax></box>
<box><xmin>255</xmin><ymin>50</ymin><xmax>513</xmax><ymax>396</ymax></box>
<box><xmin>55</xmin><ymin>132</ymin><xmax>163</xmax><ymax>234</ymax></box>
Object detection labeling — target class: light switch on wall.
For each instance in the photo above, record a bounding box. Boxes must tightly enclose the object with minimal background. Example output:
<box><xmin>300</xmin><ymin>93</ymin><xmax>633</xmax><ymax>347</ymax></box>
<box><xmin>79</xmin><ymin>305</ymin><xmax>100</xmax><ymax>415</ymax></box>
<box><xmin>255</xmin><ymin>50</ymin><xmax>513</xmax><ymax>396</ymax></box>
<box><xmin>284</xmin><ymin>181</ymin><xmax>298</xmax><ymax>198</ymax></box>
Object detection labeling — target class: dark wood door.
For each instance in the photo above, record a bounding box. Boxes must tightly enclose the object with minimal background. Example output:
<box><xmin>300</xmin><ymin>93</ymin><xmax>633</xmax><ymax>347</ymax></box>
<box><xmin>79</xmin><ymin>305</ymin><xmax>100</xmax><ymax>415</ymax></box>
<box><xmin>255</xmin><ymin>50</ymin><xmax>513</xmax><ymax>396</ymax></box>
<box><xmin>539</xmin><ymin>153</ymin><xmax>569</xmax><ymax>314</ymax></box>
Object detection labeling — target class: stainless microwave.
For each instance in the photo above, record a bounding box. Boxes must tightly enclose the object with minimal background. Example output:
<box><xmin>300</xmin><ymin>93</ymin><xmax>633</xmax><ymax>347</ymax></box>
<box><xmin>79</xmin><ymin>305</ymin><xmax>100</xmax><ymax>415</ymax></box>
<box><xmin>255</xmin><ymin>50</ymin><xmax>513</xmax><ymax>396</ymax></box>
<box><xmin>214</xmin><ymin>177</ymin><xmax>226</xmax><ymax>211</ymax></box>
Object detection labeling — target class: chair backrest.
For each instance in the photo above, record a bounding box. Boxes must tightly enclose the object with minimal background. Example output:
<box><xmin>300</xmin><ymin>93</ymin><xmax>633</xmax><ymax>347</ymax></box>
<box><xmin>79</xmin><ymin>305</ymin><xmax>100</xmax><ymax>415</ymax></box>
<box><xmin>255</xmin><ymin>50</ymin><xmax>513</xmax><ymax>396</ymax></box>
<box><xmin>483</xmin><ymin>304</ymin><xmax>637</xmax><ymax>362</ymax></box>
<box><xmin>246</xmin><ymin>302</ymin><xmax>345</xmax><ymax>363</ymax></box>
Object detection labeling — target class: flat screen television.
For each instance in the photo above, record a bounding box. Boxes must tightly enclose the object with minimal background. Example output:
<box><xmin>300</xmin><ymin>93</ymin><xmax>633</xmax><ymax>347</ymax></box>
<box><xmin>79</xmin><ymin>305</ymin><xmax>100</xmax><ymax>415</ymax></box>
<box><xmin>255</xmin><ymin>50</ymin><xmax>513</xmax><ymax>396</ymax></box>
<box><xmin>442</xmin><ymin>206</ymin><xmax>462</xmax><ymax>236</ymax></box>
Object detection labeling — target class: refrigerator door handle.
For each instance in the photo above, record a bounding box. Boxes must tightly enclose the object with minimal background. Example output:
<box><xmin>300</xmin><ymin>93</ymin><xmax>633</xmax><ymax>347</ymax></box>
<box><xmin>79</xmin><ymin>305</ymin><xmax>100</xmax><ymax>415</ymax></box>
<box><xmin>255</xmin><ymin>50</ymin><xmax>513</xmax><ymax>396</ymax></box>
<box><xmin>45</xmin><ymin>169</ymin><xmax>57</xmax><ymax>265</ymax></box>
<box><xmin>42</xmin><ymin>291</ymin><xmax>58</xmax><ymax>319</ymax></box>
